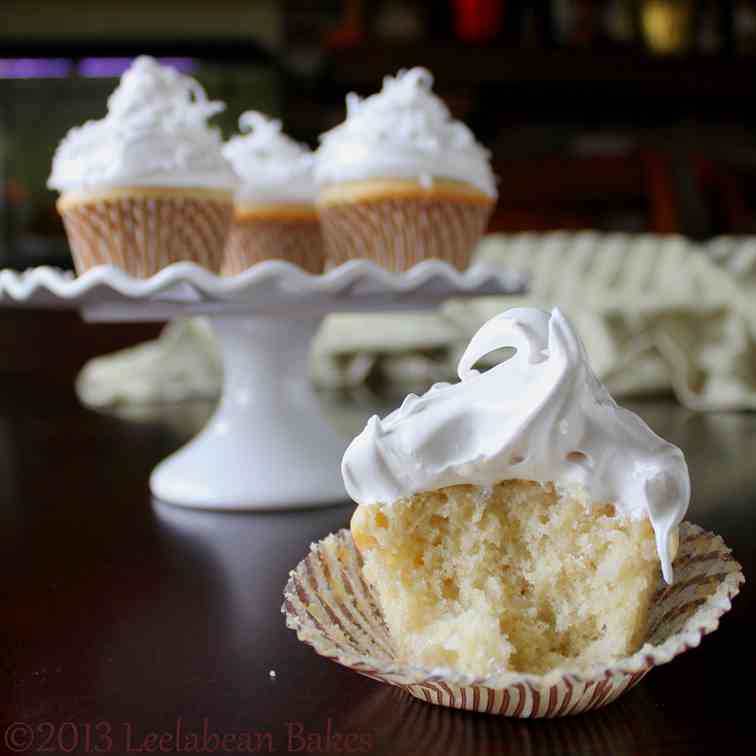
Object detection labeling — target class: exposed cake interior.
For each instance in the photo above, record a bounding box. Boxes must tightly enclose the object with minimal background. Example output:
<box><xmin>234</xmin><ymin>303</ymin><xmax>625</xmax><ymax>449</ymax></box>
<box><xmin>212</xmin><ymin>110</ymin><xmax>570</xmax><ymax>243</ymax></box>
<box><xmin>351</xmin><ymin>479</ymin><xmax>664</xmax><ymax>677</ymax></box>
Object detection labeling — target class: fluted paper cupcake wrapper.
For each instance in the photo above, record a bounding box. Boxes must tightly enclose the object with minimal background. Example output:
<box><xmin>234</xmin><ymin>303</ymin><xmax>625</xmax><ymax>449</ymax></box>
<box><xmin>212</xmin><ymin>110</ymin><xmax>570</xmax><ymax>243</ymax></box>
<box><xmin>223</xmin><ymin>217</ymin><xmax>325</xmax><ymax>275</ymax></box>
<box><xmin>318</xmin><ymin>197</ymin><xmax>493</xmax><ymax>272</ymax></box>
<box><xmin>282</xmin><ymin>522</ymin><xmax>743</xmax><ymax>717</ymax></box>
<box><xmin>61</xmin><ymin>195</ymin><xmax>232</xmax><ymax>278</ymax></box>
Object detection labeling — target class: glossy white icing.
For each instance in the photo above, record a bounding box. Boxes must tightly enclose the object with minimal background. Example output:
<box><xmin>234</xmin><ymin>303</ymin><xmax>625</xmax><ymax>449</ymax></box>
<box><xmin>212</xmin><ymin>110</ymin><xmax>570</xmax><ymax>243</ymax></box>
<box><xmin>49</xmin><ymin>56</ymin><xmax>236</xmax><ymax>191</ymax></box>
<box><xmin>223</xmin><ymin>112</ymin><xmax>316</xmax><ymax>205</ymax></box>
<box><xmin>342</xmin><ymin>307</ymin><xmax>690</xmax><ymax>582</ymax></box>
<box><xmin>315</xmin><ymin>68</ymin><xmax>496</xmax><ymax>197</ymax></box>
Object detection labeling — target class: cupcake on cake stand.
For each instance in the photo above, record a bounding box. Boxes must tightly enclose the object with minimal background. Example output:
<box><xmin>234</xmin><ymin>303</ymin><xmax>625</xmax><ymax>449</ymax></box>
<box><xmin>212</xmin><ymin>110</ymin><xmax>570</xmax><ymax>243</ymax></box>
<box><xmin>47</xmin><ymin>56</ymin><xmax>237</xmax><ymax>278</ymax></box>
<box><xmin>315</xmin><ymin>68</ymin><xmax>497</xmax><ymax>272</ymax></box>
<box><xmin>222</xmin><ymin>112</ymin><xmax>324</xmax><ymax>274</ymax></box>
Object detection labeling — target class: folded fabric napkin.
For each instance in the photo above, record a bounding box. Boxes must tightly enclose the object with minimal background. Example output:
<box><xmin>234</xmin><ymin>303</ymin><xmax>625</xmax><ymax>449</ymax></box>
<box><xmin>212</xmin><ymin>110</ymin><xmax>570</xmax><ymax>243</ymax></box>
<box><xmin>75</xmin><ymin>232</ymin><xmax>756</xmax><ymax>412</ymax></box>
<box><xmin>444</xmin><ymin>232</ymin><xmax>756</xmax><ymax>410</ymax></box>
<box><xmin>76</xmin><ymin>317</ymin><xmax>222</xmax><ymax>408</ymax></box>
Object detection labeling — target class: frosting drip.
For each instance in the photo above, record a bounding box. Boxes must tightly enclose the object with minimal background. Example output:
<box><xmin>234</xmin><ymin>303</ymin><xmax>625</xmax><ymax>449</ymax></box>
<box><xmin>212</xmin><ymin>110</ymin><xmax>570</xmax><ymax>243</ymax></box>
<box><xmin>48</xmin><ymin>56</ymin><xmax>236</xmax><ymax>191</ymax></box>
<box><xmin>342</xmin><ymin>307</ymin><xmax>689</xmax><ymax>583</ymax></box>
<box><xmin>223</xmin><ymin>112</ymin><xmax>316</xmax><ymax>204</ymax></box>
<box><xmin>315</xmin><ymin>68</ymin><xmax>497</xmax><ymax>197</ymax></box>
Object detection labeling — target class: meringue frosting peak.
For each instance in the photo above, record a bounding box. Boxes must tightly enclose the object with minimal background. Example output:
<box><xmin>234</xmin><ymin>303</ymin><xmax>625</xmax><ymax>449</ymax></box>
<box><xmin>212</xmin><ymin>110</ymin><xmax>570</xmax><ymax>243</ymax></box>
<box><xmin>314</xmin><ymin>67</ymin><xmax>497</xmax><ymax>197</ymax></box>
<box><xmin>48</xmin><ymin>56</ymin><xmax>236</xmax><ymax>191</ymax></box>
<box><xmin>223</xmin><ymin>112</ymin><xmax>316</xmax><ymax>204</ymax></box>
<box><xmin>342</xmin><ymin>307</ymin><xmax>689</xmax><ymax>583</ymax></box>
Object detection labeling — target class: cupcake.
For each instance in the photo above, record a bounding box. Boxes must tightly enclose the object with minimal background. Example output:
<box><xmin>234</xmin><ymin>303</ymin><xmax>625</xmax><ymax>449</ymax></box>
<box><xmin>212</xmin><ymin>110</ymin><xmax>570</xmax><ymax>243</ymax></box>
<box><xmin>345</xmin><ymin>307</ymin><xmax>690</xmax><ymax>677</ymax></box>
<box><xmin>48</xmin><ymin>56</ymin><xmax>236</xmax><ymax>278</ymax></box>
<box><xmin>315</xmin><ymin>68</ymin><xmax>497</xmax><ymax>272</ymax></box>
<box><xmin>221</xmin><ymin>112</ymin><xmax>323</xmax><ymax>274</ymax></box>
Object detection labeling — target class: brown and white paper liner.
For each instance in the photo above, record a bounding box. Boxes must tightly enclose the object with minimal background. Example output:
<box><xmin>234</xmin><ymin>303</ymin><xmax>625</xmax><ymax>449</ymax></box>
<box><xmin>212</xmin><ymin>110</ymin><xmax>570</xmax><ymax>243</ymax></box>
<box><xmin>353</xmin><ymin>685</ymin><xmax>652</xmax><ymax>753</ymax></box>
<box><xmin>283</xmin><ymin>522</ymin><xmax>743</xmax><ymax>717</ymax></box>
<box><xmin>317</xmin><ymin>197</ymin><xmax>493</xmax><ymax>272</ymax></box>
<box><xmin>61</xmin><ymin>195</ymin><xmax>232</xmax><ymax>278</ymax></box>
<box><xmin>222</xmin><ymin>217</ymin><xmax>325</xmax><ymax>275</ymax></box>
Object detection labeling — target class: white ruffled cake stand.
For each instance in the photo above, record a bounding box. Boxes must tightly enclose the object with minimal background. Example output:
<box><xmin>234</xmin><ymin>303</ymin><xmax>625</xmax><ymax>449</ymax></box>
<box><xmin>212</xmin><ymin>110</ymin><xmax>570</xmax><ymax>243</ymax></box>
<box><xmin>0</xmin><ymin>261</ymin><xmax>524</xmax><ymax>510</ymax></box>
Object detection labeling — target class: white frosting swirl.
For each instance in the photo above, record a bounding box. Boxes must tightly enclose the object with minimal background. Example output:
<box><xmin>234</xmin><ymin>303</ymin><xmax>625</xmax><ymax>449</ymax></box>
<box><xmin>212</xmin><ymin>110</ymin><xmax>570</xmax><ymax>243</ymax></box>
<box><xmin>223</xmin><ymin>112</ymin><xmax>316</xmax><ymax>205</ymax></box>
<box><xmin>315</xmin><ymin>68</ymin><xmax>497</xmax><ymax>197</ymax></box>
<box><xmin>342</xmin><ymin>307</ymin><xmax>689</xmax><ymax>583</ymax></box>
<box><xmin>48</xmin><ymin>56</ymin><xmax>236</xmax><ymax>191</ymax></box>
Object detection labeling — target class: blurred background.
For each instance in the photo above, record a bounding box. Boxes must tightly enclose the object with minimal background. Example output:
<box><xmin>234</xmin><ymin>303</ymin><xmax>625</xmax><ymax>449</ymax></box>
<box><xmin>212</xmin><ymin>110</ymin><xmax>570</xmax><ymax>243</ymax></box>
<box><xmin>3</xmin><ymin>0</ymin><xmax>756</xmax><ymax>271</ymax></box>
<box><xmin>1</xmin><ymin>0</ymin><xmax>756</xmax><ymax>417</ymax></box>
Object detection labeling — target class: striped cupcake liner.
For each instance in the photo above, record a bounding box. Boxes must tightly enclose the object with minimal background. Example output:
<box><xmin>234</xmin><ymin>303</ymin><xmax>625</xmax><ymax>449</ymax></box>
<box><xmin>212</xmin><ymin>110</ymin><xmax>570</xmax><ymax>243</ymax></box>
<box><xmin>318</xmin><ymin>197</ymin><xmax>493</xmax><ymax>272</ymax></box>
<box><xmin>61</xmin><ymin>195</ymin><xmax>232</xmax><ymax>278</ymax></box>
<box><xmin>283</xmin><ymin>522</ymin><xmax>743</xmax><ymax>717</ymax></box>
<box><xmin>222</xmin><ymin>217</ymin><xmax>325</xmax><ymax>275</ymax></box>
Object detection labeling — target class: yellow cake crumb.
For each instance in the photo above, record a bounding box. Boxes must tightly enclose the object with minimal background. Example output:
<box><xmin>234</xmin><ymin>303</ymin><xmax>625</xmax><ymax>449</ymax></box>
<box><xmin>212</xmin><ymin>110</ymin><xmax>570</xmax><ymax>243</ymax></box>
<box><xmin>351</xmin><ymin>480</ymin><xmax>662</xmax><ymax>676</ymax></box>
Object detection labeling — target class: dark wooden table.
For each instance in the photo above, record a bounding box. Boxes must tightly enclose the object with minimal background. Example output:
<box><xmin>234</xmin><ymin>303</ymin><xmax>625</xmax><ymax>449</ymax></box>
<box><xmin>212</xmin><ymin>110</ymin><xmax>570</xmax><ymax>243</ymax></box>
<box><xmin>0</xmin><ymin>321</ymin><xmax>753</xmax><ymax>755</ymax></box>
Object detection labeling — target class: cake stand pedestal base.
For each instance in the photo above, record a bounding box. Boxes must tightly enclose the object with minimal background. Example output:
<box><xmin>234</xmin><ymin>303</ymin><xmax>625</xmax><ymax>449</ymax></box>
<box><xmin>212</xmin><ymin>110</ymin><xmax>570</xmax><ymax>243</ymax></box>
<box><xmin>1</xmin><ymin>260</ymin><xmax>524</xmax><ymax>509</ymax></box>
<box><xmin>150</xmin><ymin>315</ymin><xmax>347</xmax><ymax>510</ymax></box>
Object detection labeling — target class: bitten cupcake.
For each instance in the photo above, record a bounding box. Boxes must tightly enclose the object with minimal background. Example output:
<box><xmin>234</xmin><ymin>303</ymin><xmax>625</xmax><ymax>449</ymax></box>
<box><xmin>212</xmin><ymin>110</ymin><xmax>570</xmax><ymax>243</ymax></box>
<box><xmin>48</xmin><ymin>56</ymin><xmax>236</xmax><ymax>277</ymax></box>
<box><xmin>221</xmin><ymin>112</ymin><xmax>323</xmax><ymax>274</ymax></box>
<box><xmin>345</xmin><ymin>307</ymin><xmax>690</xmax><ymax>677</ymax></box>
<box><xmin>315</xmin><ymin>68</ymin><xmax>497</xmax><ymax>272</ymax></box>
